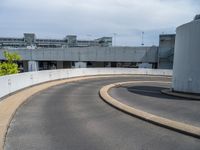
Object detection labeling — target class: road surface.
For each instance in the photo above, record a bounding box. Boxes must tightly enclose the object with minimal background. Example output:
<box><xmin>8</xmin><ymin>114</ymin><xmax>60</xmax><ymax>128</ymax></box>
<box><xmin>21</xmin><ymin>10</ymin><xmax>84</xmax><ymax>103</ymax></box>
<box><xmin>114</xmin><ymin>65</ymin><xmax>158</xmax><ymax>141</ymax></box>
<box><xmin>5</xmin><ymin>76</ymin><xmax>200</xmax><ymax>150</ymax></box>
<box><xmin>109</xmin><ymin>81</ymin><xmax>200</xmax><ymax>127</ymax></box>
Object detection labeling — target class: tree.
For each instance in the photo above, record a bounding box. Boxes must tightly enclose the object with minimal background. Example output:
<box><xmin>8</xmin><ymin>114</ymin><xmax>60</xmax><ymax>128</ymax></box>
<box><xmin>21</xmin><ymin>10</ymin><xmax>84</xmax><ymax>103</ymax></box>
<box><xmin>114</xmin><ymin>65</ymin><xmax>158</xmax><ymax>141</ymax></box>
<box><xmin>0</xmin><ymin>51</ymin><xmax>21</xmax><ymax>76</ymax></box>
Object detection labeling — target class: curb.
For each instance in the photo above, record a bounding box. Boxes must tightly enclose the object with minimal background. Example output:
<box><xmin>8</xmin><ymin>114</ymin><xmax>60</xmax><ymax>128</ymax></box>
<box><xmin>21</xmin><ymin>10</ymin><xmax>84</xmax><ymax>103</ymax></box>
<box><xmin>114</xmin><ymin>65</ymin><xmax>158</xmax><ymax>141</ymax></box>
<box><xmin>99</xmin><ymin>81</ymin><xmax>200</xmax><ymax>138</ymax></box>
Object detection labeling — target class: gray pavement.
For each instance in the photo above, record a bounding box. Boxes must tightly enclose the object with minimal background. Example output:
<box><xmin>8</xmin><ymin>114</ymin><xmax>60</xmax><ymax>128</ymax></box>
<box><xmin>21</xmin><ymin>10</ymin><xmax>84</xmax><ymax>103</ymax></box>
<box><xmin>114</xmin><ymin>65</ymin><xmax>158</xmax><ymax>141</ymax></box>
<box><xmin>110</xmin><ymin>82</ymin><xmax>200</xmax><ymax>127</ymax></box>
<box><xmin>5</xmin><ymin>76</ymin><xmax>200</xmax><ymax>150</ymax></box>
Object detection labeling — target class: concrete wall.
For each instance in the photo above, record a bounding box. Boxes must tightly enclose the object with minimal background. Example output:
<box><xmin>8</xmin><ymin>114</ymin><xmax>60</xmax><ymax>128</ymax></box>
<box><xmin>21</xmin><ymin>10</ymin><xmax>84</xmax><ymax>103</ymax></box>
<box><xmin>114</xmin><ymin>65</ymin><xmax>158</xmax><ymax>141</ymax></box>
<box><xmin>172</xmin><ymin>19</ymin><xmax>200</xmax><ymax>94</ymax></box>
<box><xmin>0</xmin><ymin>46</ymin><xmax>158</xmax><ymax>63</ymax></box>
<box><xmin>0</xmin><ymin>68</ymin><xmax>172</xmax><ymax>99</ymax></box>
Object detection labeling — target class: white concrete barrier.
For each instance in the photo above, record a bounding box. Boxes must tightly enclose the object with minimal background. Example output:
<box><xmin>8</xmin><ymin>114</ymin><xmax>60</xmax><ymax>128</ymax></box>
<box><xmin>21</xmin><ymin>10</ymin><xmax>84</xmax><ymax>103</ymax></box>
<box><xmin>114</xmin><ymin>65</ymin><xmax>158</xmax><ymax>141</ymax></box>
<box><xmin>0</xmin><ymin>68</ymin><xmax>172</xmax><ymax>99</ymax></box>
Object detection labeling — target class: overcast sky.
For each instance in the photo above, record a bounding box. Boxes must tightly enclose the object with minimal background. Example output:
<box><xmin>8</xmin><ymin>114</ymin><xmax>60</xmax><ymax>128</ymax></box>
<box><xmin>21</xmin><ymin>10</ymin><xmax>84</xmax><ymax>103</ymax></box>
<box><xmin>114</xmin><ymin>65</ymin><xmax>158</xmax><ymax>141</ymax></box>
<box><xmin>0</xmin><ymin>0</ymin><xmax>199</xmax><ymax>46</ymax></box>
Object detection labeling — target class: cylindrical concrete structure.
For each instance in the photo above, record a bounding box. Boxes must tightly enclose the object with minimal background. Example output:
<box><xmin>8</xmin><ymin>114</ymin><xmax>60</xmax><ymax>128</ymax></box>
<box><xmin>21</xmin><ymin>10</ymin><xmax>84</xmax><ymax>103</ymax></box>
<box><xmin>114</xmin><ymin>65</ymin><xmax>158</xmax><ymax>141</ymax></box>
<box><xmin>172</xmin><ymin>18</ymin><xmax>200</xmax><ymax>94</ymax></box>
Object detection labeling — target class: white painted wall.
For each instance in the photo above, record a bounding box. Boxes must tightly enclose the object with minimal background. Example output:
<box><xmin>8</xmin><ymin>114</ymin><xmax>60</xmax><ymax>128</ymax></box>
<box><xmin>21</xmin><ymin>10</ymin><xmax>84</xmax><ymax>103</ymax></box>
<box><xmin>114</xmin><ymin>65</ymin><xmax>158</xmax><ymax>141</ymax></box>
<box><xmin>0</xmin><ymin>68</ymin><xmax>172</xmax><ymax>99</ymax></box>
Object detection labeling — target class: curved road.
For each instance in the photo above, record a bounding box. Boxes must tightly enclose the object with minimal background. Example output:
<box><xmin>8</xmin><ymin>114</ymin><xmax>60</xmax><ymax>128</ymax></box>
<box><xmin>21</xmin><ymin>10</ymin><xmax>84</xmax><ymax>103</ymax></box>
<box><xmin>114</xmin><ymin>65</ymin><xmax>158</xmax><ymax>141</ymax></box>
<box><xmin>109</xmin><ymin>82</ymin><xmax>200</xmax><ymax>127</ymax></box>
<box><xmin>5</xmin><ymin>76</ymin><xmax>200</xmax><ymax>150</ymax></box>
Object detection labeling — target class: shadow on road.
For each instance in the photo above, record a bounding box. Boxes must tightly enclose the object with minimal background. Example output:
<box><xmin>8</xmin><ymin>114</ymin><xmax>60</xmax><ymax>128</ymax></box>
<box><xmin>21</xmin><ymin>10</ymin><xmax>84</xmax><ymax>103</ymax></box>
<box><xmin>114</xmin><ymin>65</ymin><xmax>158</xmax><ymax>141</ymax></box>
<box><xmin>126</xmin><ymin>86</ymin><xmax>195</xmax><ymax>101</ymax></box>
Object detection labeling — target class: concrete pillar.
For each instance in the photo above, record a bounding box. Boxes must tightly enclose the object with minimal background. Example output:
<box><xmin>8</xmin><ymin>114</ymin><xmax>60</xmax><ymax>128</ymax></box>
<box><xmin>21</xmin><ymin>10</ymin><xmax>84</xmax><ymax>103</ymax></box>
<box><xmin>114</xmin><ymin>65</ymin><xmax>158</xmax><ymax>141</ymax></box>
<box><xmin>28</xmin><ymin>61</ymin><xmax>39</xmax><ymax>72</ymax></box>
<box><xmin>57</xmin><ymin>61</ymin><xmax>63</xmax><ymax>69</ymax></box>
<box><xmin>172</xmin><ymin>17</ymin><xmax>200</xmax><ymax>94</ymax></box>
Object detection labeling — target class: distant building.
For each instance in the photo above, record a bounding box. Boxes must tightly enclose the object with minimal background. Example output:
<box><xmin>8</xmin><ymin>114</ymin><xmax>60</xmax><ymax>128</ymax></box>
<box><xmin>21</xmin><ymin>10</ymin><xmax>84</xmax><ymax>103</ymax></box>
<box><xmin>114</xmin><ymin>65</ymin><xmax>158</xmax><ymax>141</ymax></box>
<box><xmin>0</xmin><ymin>33</ymin><xmax>112</xmax><ymax>49</ymax></box>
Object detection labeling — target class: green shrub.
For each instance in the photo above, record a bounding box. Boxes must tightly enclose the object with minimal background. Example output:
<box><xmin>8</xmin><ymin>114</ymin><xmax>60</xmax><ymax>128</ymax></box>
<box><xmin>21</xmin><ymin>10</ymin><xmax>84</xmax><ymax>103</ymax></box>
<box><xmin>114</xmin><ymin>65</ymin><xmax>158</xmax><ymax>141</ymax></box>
<box><xmin>0</xmin><ymin>51</ymin><xmax>21</xmax><ymax>76</ymax></box>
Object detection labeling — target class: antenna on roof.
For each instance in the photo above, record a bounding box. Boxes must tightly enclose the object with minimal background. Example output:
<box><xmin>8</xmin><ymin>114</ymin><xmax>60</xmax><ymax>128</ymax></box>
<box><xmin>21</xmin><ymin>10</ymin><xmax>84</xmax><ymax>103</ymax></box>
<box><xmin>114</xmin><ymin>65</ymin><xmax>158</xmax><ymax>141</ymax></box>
<box><xmin>113</xmin><ymin>33</ymin><xmax>117</xmax><ymax>46</ymax></box>
<box><xmin>141</xmin><ymin>32</ymin><xmax>144</xmax><ymax>46</ymax></box>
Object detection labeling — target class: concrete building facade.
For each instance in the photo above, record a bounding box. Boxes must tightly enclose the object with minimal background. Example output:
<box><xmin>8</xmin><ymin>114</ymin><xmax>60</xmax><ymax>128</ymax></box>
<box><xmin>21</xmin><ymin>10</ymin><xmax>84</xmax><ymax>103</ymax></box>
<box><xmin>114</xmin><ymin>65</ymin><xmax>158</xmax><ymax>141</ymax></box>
<box><xmin>0</xmin><ymin>33</ymin><xmax>175</xmax><ymax>72</ymax></box>
<box><xmin>0</xmin><ymin>46</ymin><xmax>158</xmax><ymax>71</ymax></box>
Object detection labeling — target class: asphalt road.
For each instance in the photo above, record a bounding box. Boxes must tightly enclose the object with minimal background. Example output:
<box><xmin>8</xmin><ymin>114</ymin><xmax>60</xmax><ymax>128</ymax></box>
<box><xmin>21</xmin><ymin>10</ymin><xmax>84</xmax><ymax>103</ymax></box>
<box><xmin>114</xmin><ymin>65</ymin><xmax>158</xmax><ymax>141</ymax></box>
<box><xmin>5</xmin><ymin>76</ymin><xmax>200</xmax><ymax>150</ymax></box>
<box><xmin>109</xmin><ymin>82</ymin><xmax>200</xmax><ymax>127</ymax></box>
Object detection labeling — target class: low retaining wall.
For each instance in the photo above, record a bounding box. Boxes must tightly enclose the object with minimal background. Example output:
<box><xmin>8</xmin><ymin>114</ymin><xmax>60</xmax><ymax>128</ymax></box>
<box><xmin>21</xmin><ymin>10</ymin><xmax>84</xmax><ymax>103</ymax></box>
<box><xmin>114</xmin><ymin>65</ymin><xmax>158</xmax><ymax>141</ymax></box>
<box><xmin>0</xmin><ymin>68</ymin><xmax>172</xmax><ymax>99</ymax></box>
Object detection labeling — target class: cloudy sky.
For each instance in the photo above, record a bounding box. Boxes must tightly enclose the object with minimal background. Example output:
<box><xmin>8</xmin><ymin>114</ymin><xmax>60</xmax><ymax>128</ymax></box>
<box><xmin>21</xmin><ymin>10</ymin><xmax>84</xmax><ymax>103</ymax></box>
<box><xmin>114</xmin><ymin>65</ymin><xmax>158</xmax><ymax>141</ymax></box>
<box><xmin>0</xmin><ymin>0</ymin><xmax>199</xmax><ymax>46</ymax></box>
